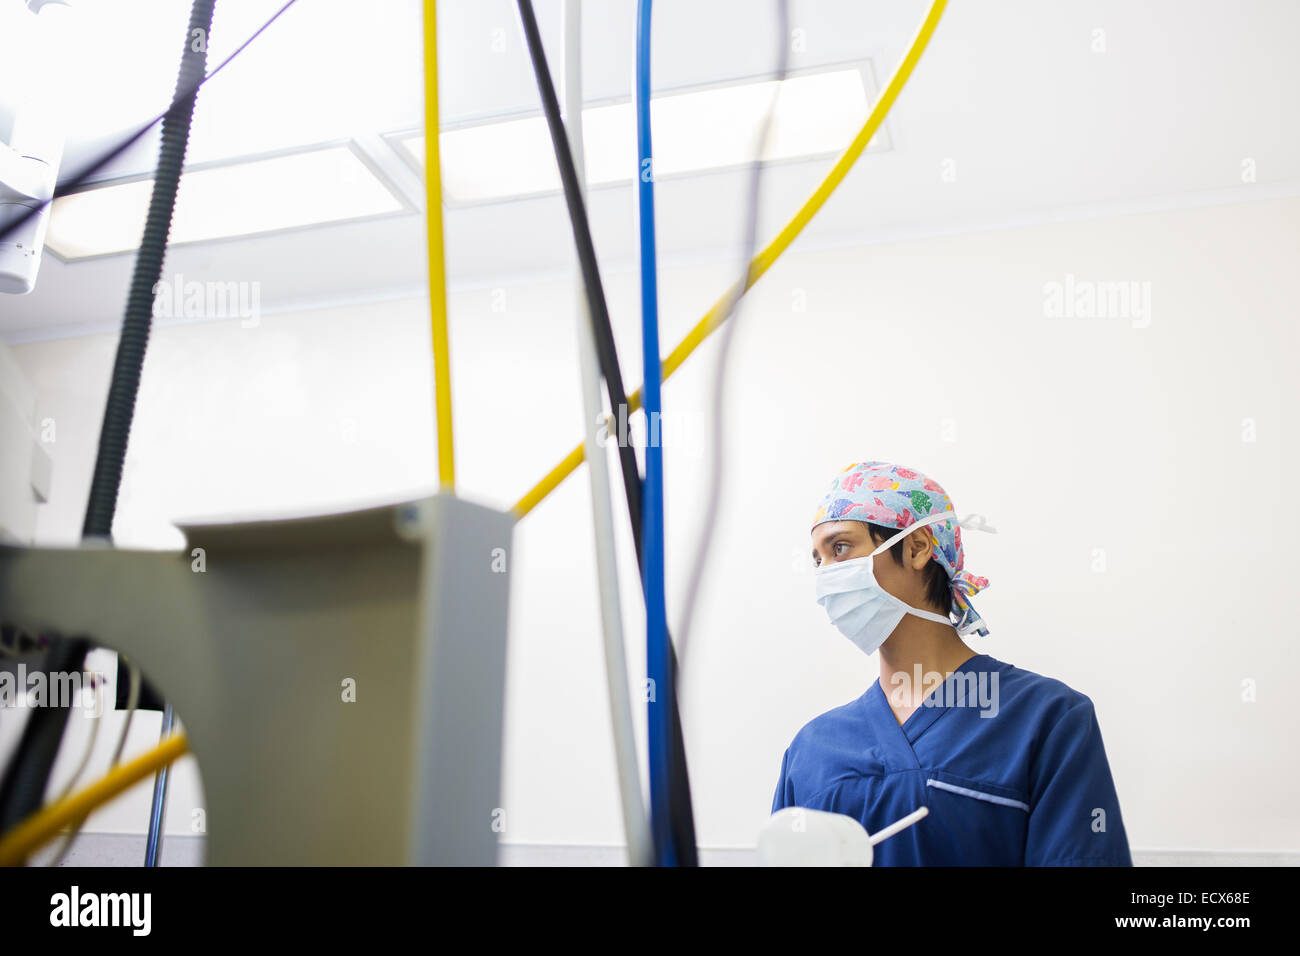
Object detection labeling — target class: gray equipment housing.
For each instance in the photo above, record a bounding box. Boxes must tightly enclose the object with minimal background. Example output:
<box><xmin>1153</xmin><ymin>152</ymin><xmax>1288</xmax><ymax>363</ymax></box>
<box><xmin>0</xmin><ymin>493</ymin><xmax>513</xmax><ymax>865</ymax></box>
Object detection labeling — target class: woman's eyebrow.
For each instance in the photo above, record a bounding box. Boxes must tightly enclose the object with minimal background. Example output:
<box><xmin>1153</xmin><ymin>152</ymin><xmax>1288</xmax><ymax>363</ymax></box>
<box><xmin>814</xmin><ymin>529</ymin><xmax>852</xmax><ymax>551</ymax></box>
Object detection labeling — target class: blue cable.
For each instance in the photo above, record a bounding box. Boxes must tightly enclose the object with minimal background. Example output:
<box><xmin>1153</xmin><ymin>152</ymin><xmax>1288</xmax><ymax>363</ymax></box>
<box><xmin>635</xmin><ymin>0</ymin><xmax>674</xmax><ymax>867</ymax></box>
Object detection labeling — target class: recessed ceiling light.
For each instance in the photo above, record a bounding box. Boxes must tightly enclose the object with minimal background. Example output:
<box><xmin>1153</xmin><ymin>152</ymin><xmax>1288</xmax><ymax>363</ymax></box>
<box><xmin>398</xmin><ymin>67</ymin><xmax>882</xmax><ymax>204</ymax></box>
<box><xmin>45</xmin><ymin>146</ymin><xmax>407</xmax><ymax>260</ymax></box>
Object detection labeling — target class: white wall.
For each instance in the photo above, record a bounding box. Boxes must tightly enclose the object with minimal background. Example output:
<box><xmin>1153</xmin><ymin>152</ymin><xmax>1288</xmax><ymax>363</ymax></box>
<box><xmin>6</xmin><ymin>194</ymin><xmax>1299</xmax><ymax>856</ymax></box>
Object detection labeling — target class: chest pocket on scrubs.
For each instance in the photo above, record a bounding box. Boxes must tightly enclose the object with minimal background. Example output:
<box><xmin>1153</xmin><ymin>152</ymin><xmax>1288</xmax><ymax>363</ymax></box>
<box><xmin>921</xmin><ymin>773</ymin><xmax>1030</xmax><ymax>866</ymax></box>
<box><xmin>926</xmin><ymin>776</ymin><xmax>1030</xmax><ymax>811</ymax></box>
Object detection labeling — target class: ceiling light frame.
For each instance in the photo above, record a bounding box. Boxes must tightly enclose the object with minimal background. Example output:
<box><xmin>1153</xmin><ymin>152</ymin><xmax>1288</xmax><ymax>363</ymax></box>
<box><xmin>44</xmin><ymin>138</ymin><xmax>417</xmax><ymax>263</ymax></box>
<box><xmin>385</xmin><ymin>58</ymin><xmax>887</xmax><ymax>209</ymax></box>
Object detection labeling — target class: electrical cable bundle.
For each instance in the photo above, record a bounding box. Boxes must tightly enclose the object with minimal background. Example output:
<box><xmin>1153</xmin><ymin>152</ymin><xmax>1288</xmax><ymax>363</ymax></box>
<box><xmin>559</xmin><ymin>0</ymin><xmax>652</xmax><ymax>867</ymax></box>
<box><xmin>47</xmin><ymin>660</ymin><xmax>140</xmax><ymax>866</ymax></box>
<box><xmin>0</xmin><ymin>636</ymin><xmax>90</xmax><ymax>834</ymax></box>
<box><xmin>511</xmin><ymin>0</ymin><xmax>949</xmax><ymax>522</ymax></box>
<box><xmin>516</xmin><ymin>0</ymin><xmax>948</xmax><ymax>863</ymax></box>
<box><xmin>515</xmin><ymin>0</ymin><xmax>698</xmax><ymax>866</ymax></box>
<box><xmin>634</xmin><ymin>0</ymin><xmax>789</xmax><ymax>863</ymax></box>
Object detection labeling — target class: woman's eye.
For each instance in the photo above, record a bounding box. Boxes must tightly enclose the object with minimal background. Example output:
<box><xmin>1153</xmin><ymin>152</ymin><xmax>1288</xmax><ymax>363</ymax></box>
<box><xmin>834</xmin><ymin>542</ymin><xmax>848</xmax><ymax>555</ymax></box>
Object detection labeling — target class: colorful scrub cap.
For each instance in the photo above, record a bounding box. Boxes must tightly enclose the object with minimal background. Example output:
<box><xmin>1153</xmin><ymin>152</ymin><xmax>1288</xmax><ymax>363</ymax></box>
<box><xmin>811</xmin><ymin>461</ymin><xmax>991</xmax><ymax>637</ymax></box>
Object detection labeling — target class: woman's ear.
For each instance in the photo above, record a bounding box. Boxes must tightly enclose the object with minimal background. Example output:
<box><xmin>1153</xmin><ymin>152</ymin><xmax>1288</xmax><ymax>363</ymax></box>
<box><xmin>906</xmin><ymin>529</ymin><xmax>934</xmax><ymax>570</ymax></box>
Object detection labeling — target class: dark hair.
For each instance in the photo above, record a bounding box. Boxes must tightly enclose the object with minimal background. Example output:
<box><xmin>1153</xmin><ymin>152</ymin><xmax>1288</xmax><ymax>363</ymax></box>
<box><xmin>866</xmin><ymin>523</ymin><xmax>952</xmax><ymax>616</ymax></box>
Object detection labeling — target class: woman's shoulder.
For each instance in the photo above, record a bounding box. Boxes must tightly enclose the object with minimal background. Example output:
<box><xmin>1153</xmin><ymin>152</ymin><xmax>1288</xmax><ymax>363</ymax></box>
<box><xmin>977</xmin><ymin>654</ymin><xmax>1098</xmax><ymax>719</ymax></box>
<box><xmin>788</xmin><ymin>686</ymin><xmax>877</xmax><ymax>752</ymax></box>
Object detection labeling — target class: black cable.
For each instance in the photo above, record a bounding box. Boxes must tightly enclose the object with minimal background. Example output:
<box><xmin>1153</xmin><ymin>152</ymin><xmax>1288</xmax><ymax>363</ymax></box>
<box><xmin>84</xmin><ymin>0</ymin><xmax>214</xmax><ymax>537</ymax></box>
<box><xmin>0</xmin><ymin>0</ymin><xmax>298</xmax><ymax>246</ymax></box>
<box><xmin>515</xmin><ymin>0</ymin><xmax>698</xmax><ymax>866</ymax></box>
<box><xmin>0</xmin><ymin>636</ymin><xmax>90</xmax><ymax>833</ymax></box>
<box><xmin>4</xmin><ymin>0</ymin><xmax>301</xmax><ymax>720</ymax></box>
<box><xmin>514</xmin><ymin>0</ymin><xmax>644</xmax><ymax>559</ymax></box>
<box><xmin>665</xmin><ymin>648</ymin><xmax>695</xmax><ymax>865</ymax></box>
<box><xmin>124</xmin><ymin>0</ymin><xmax>216</xmax><ymax>869</ymax></box>
<box><xmin>0</xmin><ymin>0</ymin><xmax>215</xmax><ymax>859</ymax></box>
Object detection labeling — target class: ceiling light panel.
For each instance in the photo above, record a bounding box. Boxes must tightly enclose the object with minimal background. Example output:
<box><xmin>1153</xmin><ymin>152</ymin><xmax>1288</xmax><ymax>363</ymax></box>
<box><xmin>45</xmin><ymin>146</ymin><xmax>406</xmax><ymax>260</ymax></box>
<box><xmin>399</xmin><ymin>67</ymin><xmax>881</xmax><ymax>204</ymax></box>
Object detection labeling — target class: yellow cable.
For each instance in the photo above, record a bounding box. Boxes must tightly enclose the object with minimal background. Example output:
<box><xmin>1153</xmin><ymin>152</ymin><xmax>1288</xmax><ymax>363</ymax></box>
<box><xmin>0</xmin><ymin>733</ymin><xmax>189</xmax><ymax>867</ymax></box>
<box><xmin>512</xmin><ymin>0</ymin><xmax>948</xmax><ymax>520</ymax></box>
<box><xmin>425</xmin><ymin>0</ymin><xmax>455</xmax><ymax>491</ymax></box>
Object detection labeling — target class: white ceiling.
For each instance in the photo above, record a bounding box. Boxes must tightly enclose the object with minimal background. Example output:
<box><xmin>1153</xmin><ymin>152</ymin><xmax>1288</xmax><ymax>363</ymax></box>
<box><xmin>3</xmin><ymin>0</ymin><xmax>1299</xmax><ymax>339</ymax></box>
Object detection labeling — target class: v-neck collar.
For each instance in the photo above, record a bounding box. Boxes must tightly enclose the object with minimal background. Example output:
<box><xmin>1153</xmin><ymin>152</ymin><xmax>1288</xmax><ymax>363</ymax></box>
<box><xmin>867</xmin><ymin>654</ymin><xmax>993</xmax><ymax>760</ymax></box>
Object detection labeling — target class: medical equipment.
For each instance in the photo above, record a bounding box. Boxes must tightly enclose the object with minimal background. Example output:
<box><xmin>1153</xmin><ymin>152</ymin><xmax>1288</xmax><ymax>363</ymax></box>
<box><xmin>0</xmin><ymin>495</ymin><xmax>515</xmax><ymax>865</ymax></box>
<box><xmin>0</xmin><ymin>0</ymin><xmax>306</xmax><ymax>865</ymax></box>
<box><xmin>759</xmin><ymin>806</ymin><xmax>929</xmax><ymax>866</ymax></box>
<box><xmin>0</xmin><ymin>0</ymin><xmax>72</xmax><ymax>295</ymax></box>
<box><xmin>0</xmin><ymin>136</ymin><xmax>56</xmax><ymax>294</ymax></box>
<box><xmin>0</xmin><ymin>1</ymin><xmax>299</xmax><ymax>278</ymax></box>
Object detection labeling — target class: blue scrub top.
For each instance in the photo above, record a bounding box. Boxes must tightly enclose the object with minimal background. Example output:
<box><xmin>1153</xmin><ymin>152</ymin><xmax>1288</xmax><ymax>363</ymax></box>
<box><xmin>771</xmin><ymin>653</ymin><xmax>1132</xmax><ymax>866</ymax></box>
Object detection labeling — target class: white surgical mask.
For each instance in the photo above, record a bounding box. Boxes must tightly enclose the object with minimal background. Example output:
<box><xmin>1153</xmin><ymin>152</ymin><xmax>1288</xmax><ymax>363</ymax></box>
<box><xmin>813</xmin><ymin>512</ymin><xmax>961</xmax><ymax>656</ymax></box>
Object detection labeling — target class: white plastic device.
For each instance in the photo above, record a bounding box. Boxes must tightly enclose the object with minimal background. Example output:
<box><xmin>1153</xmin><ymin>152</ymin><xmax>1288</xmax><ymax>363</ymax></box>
<box><xmin>0</xmin><ymin>1</ymin><xmax>74</xmax><ymax>294</ymax></box>
<box><xmin>758</xmin><ymin>805</ymin><xmax>930</xmax><ymax>867</ymax></box>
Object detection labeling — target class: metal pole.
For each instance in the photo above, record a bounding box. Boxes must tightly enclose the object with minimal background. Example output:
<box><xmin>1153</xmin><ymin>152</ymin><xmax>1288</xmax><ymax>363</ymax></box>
<box><xmin>143</xmin><ymin>702</ymin><xmax>174</xmax><ymax>866</ymax></box>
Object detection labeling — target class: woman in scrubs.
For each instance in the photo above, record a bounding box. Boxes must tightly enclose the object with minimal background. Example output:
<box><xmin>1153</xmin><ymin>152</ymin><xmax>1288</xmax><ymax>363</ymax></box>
<box><xmin>772</xmin><ymin>461</ymin><xmax>1132</xmax><ymax>866</ymax></box>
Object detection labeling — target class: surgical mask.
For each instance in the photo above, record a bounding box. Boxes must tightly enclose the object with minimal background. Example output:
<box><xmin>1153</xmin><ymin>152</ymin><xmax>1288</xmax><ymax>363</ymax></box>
<box><xmin>814</xmin><ymin>511</ymin><xmax>969</xmax><ymax>656</ymax></box>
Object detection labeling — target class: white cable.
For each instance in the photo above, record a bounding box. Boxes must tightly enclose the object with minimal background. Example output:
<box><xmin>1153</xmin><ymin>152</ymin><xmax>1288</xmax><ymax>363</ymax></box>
<box><xmin>42</xmin><ymin>675</ymin><xmax>103</xmax><ymax>868</ymax></box>
<box><xmin>53</xmin><ymin>681</ymin><xmax>104</xmax><ymax>803</ymax></box>
<box><xmin>562</xmin><ymin>0</ymin><xmax>652</xmax><ymax>869</ymax></box>
<box><xmin>110</xmin><ymin>659</ymin><xmax>142</xmax><ymax>768</ymax></box>
<box><xmin>48</xmin><ymin>656</ymin><xmax>140</xmax><ymax>866</ymax></box>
